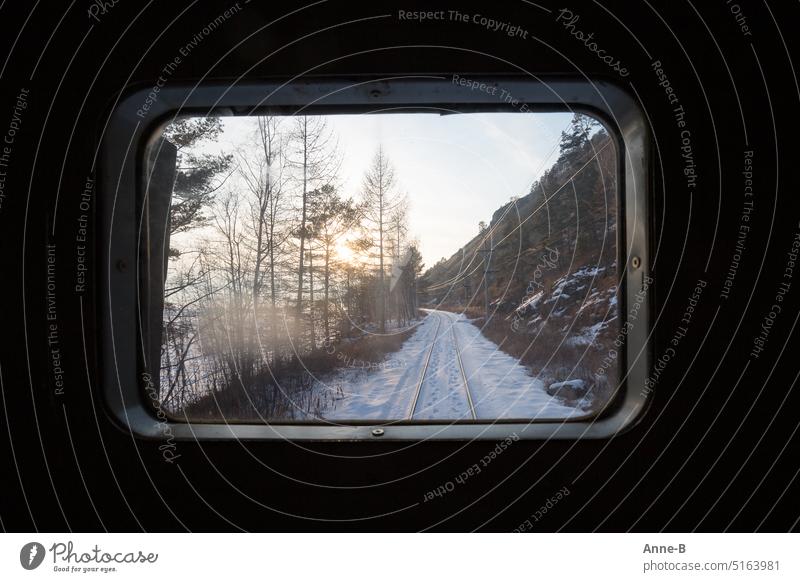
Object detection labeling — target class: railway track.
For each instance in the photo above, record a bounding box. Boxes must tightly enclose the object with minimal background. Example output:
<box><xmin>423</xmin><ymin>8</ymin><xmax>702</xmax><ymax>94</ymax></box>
<box><xmin>408</xmin><ymin>311</ymin><xmax>477</xmax><ymax>420</ymax></box>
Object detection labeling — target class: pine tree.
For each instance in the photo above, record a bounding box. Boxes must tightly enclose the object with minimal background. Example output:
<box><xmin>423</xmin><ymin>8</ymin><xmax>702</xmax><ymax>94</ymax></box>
<box><xmin>308</xmin><ymin>184</ymin><xmax>358</xmax><ymax>339</ymax></box>
<box><xmin>163</xmin><ymin>118</ymin><xmax>233</xmax><ymax>248</ymax></box>
<box><xmin>558</xmin><ymin>113</ymin><xmax>600</xmax><ymax>160</ymax></box>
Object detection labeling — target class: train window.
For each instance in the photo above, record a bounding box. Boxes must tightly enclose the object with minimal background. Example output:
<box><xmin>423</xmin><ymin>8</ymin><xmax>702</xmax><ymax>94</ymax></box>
<box><xmin>101</xmin><ymin>78</ymin><xmax>649</xmax><ymax>440</ymax></box>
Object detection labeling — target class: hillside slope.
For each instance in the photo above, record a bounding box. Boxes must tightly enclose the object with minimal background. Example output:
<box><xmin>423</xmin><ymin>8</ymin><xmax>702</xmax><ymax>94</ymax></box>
<box><xmin>419</xmin><ymin>115</ymin><xmax>620</xmax><ymax>411</ymax></box>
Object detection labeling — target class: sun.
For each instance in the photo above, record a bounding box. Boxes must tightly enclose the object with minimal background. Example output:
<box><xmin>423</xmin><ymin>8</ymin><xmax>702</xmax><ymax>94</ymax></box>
<box><xmin>335</xmin><ymin>237</ymin><xmax>356</xmax><ymax>263</ymax></box>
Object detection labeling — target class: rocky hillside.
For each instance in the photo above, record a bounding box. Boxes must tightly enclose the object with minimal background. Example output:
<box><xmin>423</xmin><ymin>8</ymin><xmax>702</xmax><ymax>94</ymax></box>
<box><xmin>419</xmin><ymin>115</ymin><xmax>620</xmax><ymax>411</ymax></box>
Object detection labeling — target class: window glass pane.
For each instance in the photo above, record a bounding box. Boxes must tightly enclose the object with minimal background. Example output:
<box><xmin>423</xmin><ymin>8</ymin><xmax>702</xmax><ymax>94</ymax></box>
<box><xmin>145</xmin><ymin>111</ymin><xmax>619</xmax><ymax>422</ymax></box>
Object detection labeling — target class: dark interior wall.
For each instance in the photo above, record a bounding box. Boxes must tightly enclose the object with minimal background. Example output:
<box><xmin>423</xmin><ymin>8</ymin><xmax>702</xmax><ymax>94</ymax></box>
<box><xmin>0</xmin><ymin>0</ymin><xmax>798</xmax><ymax>531</ymax></box>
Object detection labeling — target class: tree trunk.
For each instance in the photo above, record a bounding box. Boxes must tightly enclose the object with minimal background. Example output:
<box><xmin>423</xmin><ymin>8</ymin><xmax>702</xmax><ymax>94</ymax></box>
<box><xmin>309</xmin><ymin>246</ymin><xmax>315</xmax><ymax>348</ymax></box>
<box><xmin>324</xmin><ymin>241</ymin><xmax>331</xmax><ymax>339</ymax></box>
<box><xmin>296</xmin><ymin>117</ymin><xmax>308</xmax><ymax>319</ymax></box>
<box><xmin>379</xmin><ymin>190</ymin><xmax>385</xmax><ymax>333</ymax></box>
<box><xmin>269</xmin><ymin>222</ymin><xmax>277</xmax><ymax>363</ymax></box>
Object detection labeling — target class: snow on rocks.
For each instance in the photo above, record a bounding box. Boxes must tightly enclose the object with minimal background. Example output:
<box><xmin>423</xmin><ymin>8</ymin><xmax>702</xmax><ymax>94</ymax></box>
<box><xmin>518</xmin><ymin>262</ymin><xmax>618</xmax><ymax>345</ymax></box>
<box><xmin>547</xmin><ymin>379</ymin><xmax>587</xmax><ymax>397</ymax></box>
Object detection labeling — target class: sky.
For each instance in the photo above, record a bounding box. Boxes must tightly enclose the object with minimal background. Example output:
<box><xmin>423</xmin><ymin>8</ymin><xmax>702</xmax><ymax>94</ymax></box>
<box><xmin>213</xmin><ymin>111</ymin><xmax>572</xmax><ymax>267</ymax></box>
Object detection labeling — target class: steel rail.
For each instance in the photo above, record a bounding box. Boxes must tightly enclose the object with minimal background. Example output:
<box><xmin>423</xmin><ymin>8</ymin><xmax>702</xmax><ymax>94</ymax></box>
<box><xmin>449</xmin><ymin>318</ymin><xmax>477</xmax><ymax>420</ymax></box>
<box><xmin>408</xmin><ymin>313</ymin><xmax>443</xmax><ymax>419</ymax></box>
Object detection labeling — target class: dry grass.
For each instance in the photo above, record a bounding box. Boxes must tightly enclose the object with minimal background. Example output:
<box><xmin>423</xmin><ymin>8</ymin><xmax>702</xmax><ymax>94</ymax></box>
<box><xmin>180</xmin><ymin>321</ymin><xmax>420</xmax><ymax>421</ymax></box>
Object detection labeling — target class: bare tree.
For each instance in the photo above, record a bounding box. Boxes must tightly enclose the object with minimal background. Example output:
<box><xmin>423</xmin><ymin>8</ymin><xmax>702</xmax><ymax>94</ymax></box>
<box><xmin>360</xmin><ymin>146</ymin><xmax>403</xmax><ymax>333</ymax></box>
<box><xmin>208</xmin><ymin>189</ymin><xmax>255</xmax><ymax>382</ymax></box>
<box><xmin>288</xmin><ymin>116</ymin><xmax>340</xmax><ymax>344</ymax></box>
<box><xmin>387</xmin><ymin>196</ymin><xmax>409</xmax><ymax>323</ymax></box>
<box><xmin>238</xmin><ymin>116</ymin><xmax>292</xmax><ymax>361</ymax></box>
<box><xmin>387</xmin><ymin>196</ymin><xmax>408</xmax><ymax>261</ymax></box>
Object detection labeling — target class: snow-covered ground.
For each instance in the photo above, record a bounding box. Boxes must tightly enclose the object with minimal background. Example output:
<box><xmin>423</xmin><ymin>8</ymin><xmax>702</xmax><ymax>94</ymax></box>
<box><xmin>447</xmin><ymin>310</ymin><xmax>584</xmax><ymax>420</ymax></box>
<box><xmin>310</xmin><ymin>309</ymin><xmax>583</xmax><ymax>421</ymax></box>
<box><xmin>412</xmin><ymin>310</ymin><xmax>475</xmax><ymax>420</ymax></box>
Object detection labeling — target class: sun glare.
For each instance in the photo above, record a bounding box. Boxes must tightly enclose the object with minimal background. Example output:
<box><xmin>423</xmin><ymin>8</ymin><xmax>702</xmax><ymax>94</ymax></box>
<box><xmin>335</xmin><ymin>237</ymin><xmax>356</xmax><ymax>263</ymax></box>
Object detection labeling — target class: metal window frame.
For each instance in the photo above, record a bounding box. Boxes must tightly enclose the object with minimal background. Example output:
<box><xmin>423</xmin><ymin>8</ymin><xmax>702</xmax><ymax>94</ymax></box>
<box><xmin>100</xmin><ymin>76</ymin><xmax>650</xmax><ymax>441</ymax></box>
